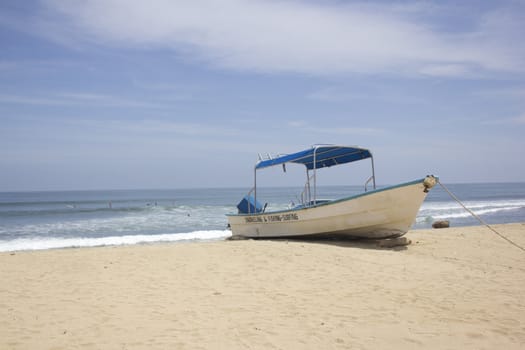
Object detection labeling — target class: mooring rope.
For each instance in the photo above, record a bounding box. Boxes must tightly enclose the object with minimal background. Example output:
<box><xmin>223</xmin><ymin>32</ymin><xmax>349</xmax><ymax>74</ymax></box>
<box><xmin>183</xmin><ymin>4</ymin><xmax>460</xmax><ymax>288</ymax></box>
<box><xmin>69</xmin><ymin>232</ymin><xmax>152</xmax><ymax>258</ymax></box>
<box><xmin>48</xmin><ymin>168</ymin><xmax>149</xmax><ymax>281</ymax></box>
<box><xmin>437</xmin><ymin>180</ymin><xmax>525</xmax><ymax>253</ymax></box>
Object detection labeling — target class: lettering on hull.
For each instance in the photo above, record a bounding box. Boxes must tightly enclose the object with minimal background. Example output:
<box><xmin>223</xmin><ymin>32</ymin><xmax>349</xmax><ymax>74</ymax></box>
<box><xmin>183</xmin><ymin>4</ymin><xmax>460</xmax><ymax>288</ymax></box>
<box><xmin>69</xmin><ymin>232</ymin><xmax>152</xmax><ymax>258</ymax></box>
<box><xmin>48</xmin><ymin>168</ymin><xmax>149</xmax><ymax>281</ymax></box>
<box><xmin>244</xmin><ymin>213</ymin><xmax>299</xmax><ymax>224</ymax></box>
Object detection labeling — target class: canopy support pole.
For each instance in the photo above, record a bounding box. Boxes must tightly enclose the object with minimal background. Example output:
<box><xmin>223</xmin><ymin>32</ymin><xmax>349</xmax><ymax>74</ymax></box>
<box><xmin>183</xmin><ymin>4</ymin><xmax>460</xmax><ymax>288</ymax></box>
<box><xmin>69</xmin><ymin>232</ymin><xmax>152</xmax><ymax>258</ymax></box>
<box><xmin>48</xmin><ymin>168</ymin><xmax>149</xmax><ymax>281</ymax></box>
<box><xmin>371</xmin><ymin>155</ymin><xmax>376</xmax><ymax>190</ymax></box>
<box><xmin>305</xmin><ymin>169</ymin><xmax>311</xmax><ymax>204</ymax></box>
<box><xmin>313</xmin><ymin>146</ymin><xmax>318</xmax><ymax>205</ymax></box>
<box><xmin>253</xmin><ymin>167</ymin><xmax>257</xmax><ymax>214</ymax></box>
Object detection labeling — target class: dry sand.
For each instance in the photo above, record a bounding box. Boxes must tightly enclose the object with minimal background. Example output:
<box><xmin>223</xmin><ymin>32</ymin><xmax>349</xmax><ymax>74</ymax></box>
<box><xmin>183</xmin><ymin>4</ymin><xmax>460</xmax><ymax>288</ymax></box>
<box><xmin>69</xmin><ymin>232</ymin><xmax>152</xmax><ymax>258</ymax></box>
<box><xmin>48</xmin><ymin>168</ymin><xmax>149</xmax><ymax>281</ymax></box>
<box><xmin>1</xmin><ymin>223</ymin><xmax>525</xmax><ymax>349</ymax></box>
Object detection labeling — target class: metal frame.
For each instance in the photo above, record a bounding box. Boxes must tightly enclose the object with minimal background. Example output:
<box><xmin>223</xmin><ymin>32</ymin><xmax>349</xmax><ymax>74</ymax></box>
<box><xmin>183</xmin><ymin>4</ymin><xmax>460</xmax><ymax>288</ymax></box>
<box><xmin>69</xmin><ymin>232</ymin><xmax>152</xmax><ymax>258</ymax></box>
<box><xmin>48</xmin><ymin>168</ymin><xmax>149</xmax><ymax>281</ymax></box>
<box><xmin>253</xmin><ymin>145</ymin><xmax>376</xmax><ymax>210</ymax></box>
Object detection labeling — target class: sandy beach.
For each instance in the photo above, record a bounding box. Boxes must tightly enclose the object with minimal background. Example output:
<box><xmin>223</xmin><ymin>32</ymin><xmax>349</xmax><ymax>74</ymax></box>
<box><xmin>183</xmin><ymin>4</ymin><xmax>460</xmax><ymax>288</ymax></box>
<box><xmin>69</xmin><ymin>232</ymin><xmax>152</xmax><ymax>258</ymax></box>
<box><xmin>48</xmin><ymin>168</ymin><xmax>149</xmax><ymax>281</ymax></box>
<box><xmin>1</xmin><ymin>223</ymin><xmax>524</xmax><ymax>349</ymax></box>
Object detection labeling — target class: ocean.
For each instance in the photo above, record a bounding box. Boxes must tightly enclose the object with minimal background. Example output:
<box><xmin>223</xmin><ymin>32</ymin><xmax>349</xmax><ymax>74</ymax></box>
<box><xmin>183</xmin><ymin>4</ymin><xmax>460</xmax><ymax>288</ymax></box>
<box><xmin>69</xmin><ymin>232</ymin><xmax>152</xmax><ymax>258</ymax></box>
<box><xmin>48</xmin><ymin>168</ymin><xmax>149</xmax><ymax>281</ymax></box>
<box><xmin>1</xmin><ymin>182</ymin><xmax>524</xmax><ymax>252</ymax></box>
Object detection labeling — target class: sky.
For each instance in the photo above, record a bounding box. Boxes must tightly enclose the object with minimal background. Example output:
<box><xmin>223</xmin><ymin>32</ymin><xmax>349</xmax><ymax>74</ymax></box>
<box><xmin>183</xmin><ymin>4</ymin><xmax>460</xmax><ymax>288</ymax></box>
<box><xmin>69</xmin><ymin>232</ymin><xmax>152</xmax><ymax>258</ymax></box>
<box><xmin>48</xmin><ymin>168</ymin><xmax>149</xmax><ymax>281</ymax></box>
<box><xmin>0</xmin><ymin>0</ymin><xmax>524</xmax><ymax>191</ymax></box>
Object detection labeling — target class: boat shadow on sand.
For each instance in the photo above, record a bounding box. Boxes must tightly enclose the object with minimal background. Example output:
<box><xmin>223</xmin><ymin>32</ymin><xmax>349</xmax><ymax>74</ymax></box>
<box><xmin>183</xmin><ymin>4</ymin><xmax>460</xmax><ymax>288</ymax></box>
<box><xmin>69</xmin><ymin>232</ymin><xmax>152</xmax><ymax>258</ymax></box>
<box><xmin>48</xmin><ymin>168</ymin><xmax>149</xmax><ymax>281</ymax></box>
<box><xmin>228</xmin><ymin>235</ymin><xmax>412</xmax><ymax>251</ymax></box>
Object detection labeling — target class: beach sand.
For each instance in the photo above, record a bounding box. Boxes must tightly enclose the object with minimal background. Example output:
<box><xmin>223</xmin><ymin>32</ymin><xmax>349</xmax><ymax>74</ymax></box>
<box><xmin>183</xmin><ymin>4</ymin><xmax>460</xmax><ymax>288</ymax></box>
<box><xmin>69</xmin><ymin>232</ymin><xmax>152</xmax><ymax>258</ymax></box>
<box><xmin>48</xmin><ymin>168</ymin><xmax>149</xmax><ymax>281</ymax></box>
<box><xmin>1</xmin><ymin>223</ymin><xmax>525</xmax><ymax>349</ymax></box>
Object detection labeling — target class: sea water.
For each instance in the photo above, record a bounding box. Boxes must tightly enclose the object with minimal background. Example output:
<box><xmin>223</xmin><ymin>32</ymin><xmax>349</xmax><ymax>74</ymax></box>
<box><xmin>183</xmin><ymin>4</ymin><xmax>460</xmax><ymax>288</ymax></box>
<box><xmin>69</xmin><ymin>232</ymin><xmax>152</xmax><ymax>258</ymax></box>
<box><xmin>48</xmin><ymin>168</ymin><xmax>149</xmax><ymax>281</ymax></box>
<box><xmin>1</xmin><ymin>183</ymin><xmax>524</xmax><ymax>252</ymax></box>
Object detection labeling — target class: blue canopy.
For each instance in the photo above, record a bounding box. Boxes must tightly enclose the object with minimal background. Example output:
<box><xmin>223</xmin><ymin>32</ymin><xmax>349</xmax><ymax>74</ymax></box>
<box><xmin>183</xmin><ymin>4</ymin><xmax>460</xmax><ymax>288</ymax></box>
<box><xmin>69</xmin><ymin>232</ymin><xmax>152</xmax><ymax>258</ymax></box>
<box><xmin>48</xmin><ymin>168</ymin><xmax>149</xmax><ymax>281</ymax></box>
<box><xmin>256</xmin><ymin>145</ymin><xmax>372</xmax><ymax>170</ymax></box>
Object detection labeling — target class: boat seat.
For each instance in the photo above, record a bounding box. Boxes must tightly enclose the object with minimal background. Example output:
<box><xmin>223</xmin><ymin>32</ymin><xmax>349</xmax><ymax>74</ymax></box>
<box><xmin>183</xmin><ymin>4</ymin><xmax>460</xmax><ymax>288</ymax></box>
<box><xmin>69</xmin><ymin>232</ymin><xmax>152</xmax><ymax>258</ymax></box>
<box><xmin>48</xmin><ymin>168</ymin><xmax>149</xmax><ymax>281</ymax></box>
<box><xmin>237</xmin><ymin>195</ymin><xmax>265</xmax><ymax>214</ymax></box>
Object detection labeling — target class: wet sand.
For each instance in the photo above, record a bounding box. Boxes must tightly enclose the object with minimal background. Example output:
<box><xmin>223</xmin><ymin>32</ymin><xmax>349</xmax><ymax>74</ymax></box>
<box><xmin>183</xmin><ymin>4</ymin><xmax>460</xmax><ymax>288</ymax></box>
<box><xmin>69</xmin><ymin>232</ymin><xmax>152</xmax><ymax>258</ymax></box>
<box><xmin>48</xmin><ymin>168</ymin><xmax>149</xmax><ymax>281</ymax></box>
<box><xmin>1</xmin><ymin>223</ymin><xmax>524</xmax><ymax>349</ymax></box>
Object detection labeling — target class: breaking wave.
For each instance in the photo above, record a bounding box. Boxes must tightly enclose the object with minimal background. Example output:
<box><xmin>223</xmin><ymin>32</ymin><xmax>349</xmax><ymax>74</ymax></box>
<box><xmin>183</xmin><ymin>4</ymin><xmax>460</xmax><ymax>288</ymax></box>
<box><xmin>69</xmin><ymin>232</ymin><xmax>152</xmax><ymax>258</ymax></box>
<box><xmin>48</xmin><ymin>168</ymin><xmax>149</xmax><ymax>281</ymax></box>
<box><xmin>0</xmin><ymin>230</ymin><xmax>232</xmax><ymax>252</ymax></box>
<box><xmin>415</xmin><ymin>199</ymin><xmax>525</xmax><ymax>224</ymax></box>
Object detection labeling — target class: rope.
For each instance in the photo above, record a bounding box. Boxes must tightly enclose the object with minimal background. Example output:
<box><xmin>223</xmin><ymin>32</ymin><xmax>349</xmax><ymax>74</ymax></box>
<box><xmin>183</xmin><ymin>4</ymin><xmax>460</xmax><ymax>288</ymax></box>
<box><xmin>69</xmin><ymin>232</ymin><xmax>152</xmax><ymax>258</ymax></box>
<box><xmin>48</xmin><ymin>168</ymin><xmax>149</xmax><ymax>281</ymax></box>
<box><xmin>437</xmin><ymin>180</ymin><xmax>525</xmax><ymax>253</ymax></box>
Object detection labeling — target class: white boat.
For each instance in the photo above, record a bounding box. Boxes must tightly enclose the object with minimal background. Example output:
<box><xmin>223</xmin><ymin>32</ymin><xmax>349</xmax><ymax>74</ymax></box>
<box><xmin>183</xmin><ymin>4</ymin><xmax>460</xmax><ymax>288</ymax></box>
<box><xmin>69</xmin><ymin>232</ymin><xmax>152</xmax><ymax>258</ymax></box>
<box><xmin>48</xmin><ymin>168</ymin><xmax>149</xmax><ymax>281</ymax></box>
<box><xmin>227</xmin><ymin>145</ymin><xmax>437</xmax><ymax>239</ymax></box>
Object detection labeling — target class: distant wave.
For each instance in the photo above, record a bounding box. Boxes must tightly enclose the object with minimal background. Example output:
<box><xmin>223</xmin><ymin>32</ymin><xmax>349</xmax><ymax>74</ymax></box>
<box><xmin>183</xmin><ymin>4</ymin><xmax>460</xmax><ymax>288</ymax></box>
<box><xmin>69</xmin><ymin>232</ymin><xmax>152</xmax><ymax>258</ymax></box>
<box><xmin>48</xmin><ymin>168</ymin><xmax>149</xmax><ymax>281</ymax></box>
<box><xmin>0</xmin><ymin>204</ymin><xmax>234</xmax><ymax>220</ymax></box>
<box><xmin>431</xmin><ymin>206</ymin><xmax>524</xmax><ymax>219</ymax></box>
<box><xmin>0</xmin><ymin>206</ymin><xmax>149</xmax><ymax>218</ymax></box>
<box><xmin>420</xmin><ymin>200</ymin><xmax>525</xmax><ymax>212</ymax></box>
<box><xmin>0</xmin><ymin>230</ymin><xmax>232</xmax><ymax>252</ymax></box>
<box><xmin>416</xmin><ymin>199</ymin><xmax>525</xmax><ymax>223</ymax></box>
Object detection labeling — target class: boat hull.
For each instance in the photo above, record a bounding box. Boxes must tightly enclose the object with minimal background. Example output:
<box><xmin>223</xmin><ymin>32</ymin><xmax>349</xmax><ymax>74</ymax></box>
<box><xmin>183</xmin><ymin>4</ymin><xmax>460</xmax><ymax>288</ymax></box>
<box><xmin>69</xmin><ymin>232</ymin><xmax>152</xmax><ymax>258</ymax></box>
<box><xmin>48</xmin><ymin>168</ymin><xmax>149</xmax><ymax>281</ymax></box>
<box><xmin>227</xmin><ymin>178</ymin><xmax>433</xmax><ymax>239</ymax></box>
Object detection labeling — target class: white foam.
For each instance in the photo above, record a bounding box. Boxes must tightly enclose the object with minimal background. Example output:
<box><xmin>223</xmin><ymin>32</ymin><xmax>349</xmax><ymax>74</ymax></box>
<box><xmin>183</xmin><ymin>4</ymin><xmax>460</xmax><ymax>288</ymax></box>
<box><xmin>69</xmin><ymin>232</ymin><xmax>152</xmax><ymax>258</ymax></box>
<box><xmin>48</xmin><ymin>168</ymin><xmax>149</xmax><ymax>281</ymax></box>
<box><xmin>420</xmin><ymin>199</ymin><xmax>525</xmax><ymax>212</ymax></box>
<box><xmin>416</xmin><ymin>198</ymin><xmax>525</xmax><ymax>223</ymax></box>
<box><xmin>431</xmin><ymin>206</ymin><xmax>523</xmax><ymax>219</ymax></box>
<box><xmin>0</xmin><ymin>230</ymin><xmax>232</xmax><ymax>252</ymax></box>
<box><xmin>0</xmin><ymin>205</ymin><xmax>233</xmax><ymax>237</ymax></box>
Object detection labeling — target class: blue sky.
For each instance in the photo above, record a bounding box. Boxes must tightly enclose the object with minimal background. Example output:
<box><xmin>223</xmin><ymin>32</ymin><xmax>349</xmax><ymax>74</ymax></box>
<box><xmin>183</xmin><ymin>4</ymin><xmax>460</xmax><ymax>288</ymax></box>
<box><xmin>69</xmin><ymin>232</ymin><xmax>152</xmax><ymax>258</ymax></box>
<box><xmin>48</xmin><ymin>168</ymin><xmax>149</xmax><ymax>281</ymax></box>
<box><xmin>1</xmin><ymin>0</ymin><xmax>524</xmax><ymax>191</ymax></box>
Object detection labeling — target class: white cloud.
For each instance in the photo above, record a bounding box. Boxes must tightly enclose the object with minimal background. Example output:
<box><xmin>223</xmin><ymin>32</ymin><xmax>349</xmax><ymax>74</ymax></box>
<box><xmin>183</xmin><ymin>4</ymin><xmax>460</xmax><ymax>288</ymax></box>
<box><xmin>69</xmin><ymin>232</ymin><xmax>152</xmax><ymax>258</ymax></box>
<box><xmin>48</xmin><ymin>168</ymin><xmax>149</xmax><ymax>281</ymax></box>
<box><xmin>113</xmin><ymin>119</ymin><xmax>240</xmax><ymax>137</ymax></box>
<box><xmin>286</xmin><ymin>120</ymin><xmax>385</xmax><ymax>136</ymax></box>
<box><xmin>481</xmin><ymin>112</ymin><xmax>525</xmax><ymax>125</ymax></box>
<box><xmin>511</xmin><ymin>114</ymin><xmax>525</xmax><ymax>124</ymax></box>
<box><xmin>307</xmin><ymin>85</ymin><xmax>427</xmax><ymax>105</ymax></box>
<box><xmin>56</xmin><ymin>92</ymin><xmax>166</xmax><ymax>108</ymax></box>
<box><xmin>0</xmin><ymin>94</ymin><xmax>69</xmax><ymax>106</ymax></box>
<box><xmin>38</xmin><ymin>0</ymin><xmax>525</xmax><ymax>77</ymax></box>
<box><xmin>307</xmin><ymin>126</ymin><xmax>385</xmax><ymax>136</ymax></box>
<box><xmin>307</xmin><ymin>88</ymin><xmax>371</xmax><ymax>102</ymax></box>
<box><xmin>0</xmin><ymin>92</ymin><xmax>166</xmax><ymax>108</ymax></box>
<box><xmin>419</xmin><ymin>64</ymin><xmax>471</xmax><ymax>78</ymax></box>
<box><xmin>473</xmin><ymin>87</ymin><xmax>525</xmax><ymax>99</ymax></box>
